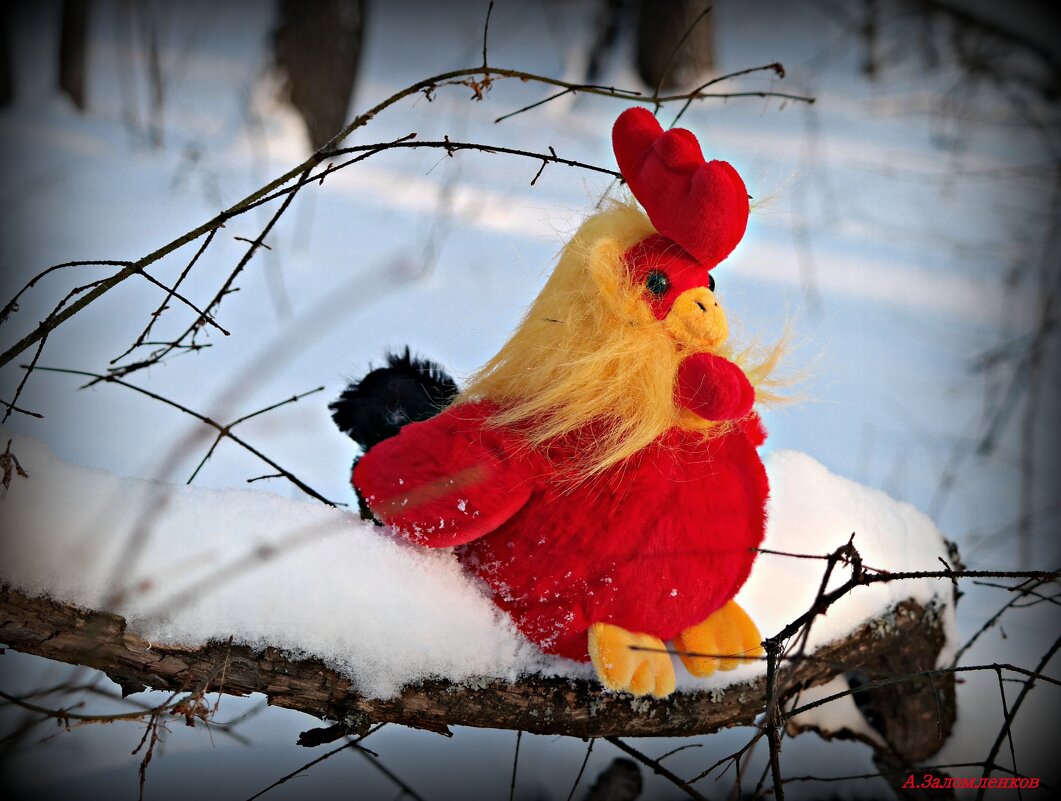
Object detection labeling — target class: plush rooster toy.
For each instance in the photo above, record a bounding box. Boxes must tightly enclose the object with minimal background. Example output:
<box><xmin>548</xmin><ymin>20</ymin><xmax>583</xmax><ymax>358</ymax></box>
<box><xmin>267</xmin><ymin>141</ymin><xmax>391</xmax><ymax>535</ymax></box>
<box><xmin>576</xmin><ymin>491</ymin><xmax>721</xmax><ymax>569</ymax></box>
<box><xmin>333</xmin><ymin>108</ymin><xmax>775</xmax><ymax>698</ymax></box>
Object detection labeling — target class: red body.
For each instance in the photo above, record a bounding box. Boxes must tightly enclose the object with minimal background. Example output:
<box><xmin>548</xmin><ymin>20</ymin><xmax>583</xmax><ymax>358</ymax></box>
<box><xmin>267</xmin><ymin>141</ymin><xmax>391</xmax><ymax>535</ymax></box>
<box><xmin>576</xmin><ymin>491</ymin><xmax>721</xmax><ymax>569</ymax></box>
<box><xmin>354</xmin><ymin>108</ymin><xmax>767</xmax><ymax>663</ymax></box>
<box><xmin>353</xmin><ymin>402</ymin><xmax>768</xmax><ymax>661</ymax></box>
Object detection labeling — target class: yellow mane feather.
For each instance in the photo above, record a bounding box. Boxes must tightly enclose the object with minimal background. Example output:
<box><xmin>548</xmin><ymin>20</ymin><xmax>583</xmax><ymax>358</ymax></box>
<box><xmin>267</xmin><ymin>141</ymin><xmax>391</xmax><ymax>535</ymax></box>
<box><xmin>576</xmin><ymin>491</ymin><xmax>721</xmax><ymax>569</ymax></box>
<box><xmin>458</xmin><ymin>199</ymin><xmax>785</xmax><ymax>480</ymax></box>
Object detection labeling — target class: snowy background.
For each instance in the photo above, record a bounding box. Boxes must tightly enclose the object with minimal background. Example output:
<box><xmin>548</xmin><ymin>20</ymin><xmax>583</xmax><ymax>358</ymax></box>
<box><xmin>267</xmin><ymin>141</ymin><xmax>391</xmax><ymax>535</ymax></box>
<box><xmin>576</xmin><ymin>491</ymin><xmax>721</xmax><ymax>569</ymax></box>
<box><xmin>1</xmin><ymin>0</ymin><xmax>1058</xmax><ymax>799</ymax></box>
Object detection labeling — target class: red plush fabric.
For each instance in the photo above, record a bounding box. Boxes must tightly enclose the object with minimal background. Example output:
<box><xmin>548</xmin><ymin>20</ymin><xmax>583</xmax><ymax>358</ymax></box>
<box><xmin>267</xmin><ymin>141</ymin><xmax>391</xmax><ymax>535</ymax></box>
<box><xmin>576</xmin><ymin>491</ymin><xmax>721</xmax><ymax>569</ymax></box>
<box><xmin>353</xmin><ymin>402</ymin><xmax>543</xmax><ymax>547</ymax></box>
<box><xmin>612</xmin><ymin>107</ymin><xmax>750</xmax><ymax>269</ymax></box>
<box><xmin>354</xmin><ymin>401</ymin><xmax>769</xmax><ymax>662</ymax></box>
<box><xmin>675</xmin><ymin>353</ymin><xmax>755</xmax><ymax>421</ymax></box>
<box><xmin>739</xmin><ymin>411</ymin><xmax>768</xmax><ymax>448</ymax></box>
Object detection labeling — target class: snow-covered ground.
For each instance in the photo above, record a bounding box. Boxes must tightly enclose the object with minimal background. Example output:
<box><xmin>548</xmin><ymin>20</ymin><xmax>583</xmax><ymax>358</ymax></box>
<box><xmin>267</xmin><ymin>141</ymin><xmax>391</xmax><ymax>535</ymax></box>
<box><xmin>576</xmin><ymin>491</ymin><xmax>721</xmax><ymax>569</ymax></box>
<box><xmin>1</xmin><ymin>1</ymin><xmax>1057</xmax><ymax>799</ymax></box>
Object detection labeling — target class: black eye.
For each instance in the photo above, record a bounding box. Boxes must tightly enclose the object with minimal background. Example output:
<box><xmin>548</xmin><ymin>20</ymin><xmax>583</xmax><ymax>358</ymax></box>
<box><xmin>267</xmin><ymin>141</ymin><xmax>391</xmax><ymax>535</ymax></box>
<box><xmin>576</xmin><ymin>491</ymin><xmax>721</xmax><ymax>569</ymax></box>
<box><xmin>645</xmin><ymin>270</ymin><xmax>670</xmax><ymax>298</ymax></box>
<box><xmin>708</xmin><ymin>273</ymin><xmax>716</xmax><ymax>292</ymax></box>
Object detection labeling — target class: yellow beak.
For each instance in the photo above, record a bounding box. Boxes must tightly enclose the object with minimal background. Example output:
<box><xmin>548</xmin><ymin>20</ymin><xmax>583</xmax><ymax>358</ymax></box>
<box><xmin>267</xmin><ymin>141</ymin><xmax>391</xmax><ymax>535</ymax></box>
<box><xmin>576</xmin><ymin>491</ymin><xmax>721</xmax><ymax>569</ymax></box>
<box><xmin>664</xmin><ymin>287</ymin><xmax>728</xmax><ymax>349</ymax></box>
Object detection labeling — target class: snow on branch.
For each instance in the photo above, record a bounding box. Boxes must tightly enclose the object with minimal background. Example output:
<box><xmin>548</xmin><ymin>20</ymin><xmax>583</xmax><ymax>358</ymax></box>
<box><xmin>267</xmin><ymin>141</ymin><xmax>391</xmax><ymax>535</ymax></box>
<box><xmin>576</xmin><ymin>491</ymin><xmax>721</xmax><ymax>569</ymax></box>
<box><xmin>0</xmin><ymin>584</ymin><xmax>950</xmax><ymax>747</ymax></box>
<box><xmin>2</xmin><ymin>433</ymin><xmax>1058</xmax><ymax>800</ymax></box>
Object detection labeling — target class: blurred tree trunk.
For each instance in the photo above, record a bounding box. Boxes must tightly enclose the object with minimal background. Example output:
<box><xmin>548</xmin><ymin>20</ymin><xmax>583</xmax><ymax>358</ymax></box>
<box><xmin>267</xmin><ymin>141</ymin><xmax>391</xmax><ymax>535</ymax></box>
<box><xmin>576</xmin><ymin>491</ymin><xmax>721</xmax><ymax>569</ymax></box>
<box><xmin>585</xmin><ymin>758</ymin><xmax>642</xmax><ymax>800</ymax></box>
<box><xmin>584</xmin><ymin>0</ymin><xmax>625</xmax><ymax>86</ymax></box>
<box><xmin>635</xmin><ymin>0</ymin><xmax>714</xmax><ymax>92</ymax></box>
<box><xmin>272</xmin><ymin>0</ymin><xmax>365</xmax><ymax>152</ymax></box>
<box><xmin>59</xmin><ymin>0</ymin><xmax>89</xmax><ymax>110</ymax></box>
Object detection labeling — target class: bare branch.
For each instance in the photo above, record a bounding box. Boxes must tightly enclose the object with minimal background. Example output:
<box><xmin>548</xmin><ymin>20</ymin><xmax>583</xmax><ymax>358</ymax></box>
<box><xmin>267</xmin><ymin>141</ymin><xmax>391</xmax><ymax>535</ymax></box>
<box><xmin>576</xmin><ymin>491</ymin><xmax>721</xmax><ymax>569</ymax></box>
<box><xmin>29</xmin><ymin>366</ymin><xmax>339</xmax><ymax>506</ymax></box>
<box><xmin>244</xmin><ymin>724</ymin><xmax>386</xmax><ymax>801</ymax></box>
<box><xmin>186</xmin><ymin>386</ymin><xmax>325</xmax><ymax>485</ymax></box>
<box><xmin>0</xmin><ymin>61</ymin><xmax>810</xmax><ymax>372</ymax></box>
<box><xmin>565</xmin><ymin>739</ymin><xmax>595</xmax><ymax>801</ymax></box>
<box><xmin>481</xmin><ymin>0</ymin><xmax>493</xmax><ymax>69</ymax></box>
<box><xmin>605</xmin><ymin>737</ymin><xmax>709</xmax><ymax>801</ymax></box>
<box><xmin>0</xmin><ymin>586</ymin><xmax>953</xmax><ymax>742</ymax></box>
<box><xmin>977</xmin><ymin>636</ymin><xmax>1061</xmax><ymax>798</ymax></box>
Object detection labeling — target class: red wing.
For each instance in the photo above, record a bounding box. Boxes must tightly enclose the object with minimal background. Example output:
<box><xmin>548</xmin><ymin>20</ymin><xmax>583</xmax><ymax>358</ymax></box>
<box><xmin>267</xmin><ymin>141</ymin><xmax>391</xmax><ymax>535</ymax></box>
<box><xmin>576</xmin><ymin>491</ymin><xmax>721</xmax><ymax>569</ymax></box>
<box><xmin>353</xmin><ymin>402</ymin><xmax>540</xmax><ymax>547</ymax></box>
<box><xmin>675</xmin><ymin>352</ymin><xmax>754</xmax><ymax>421</ymax></box>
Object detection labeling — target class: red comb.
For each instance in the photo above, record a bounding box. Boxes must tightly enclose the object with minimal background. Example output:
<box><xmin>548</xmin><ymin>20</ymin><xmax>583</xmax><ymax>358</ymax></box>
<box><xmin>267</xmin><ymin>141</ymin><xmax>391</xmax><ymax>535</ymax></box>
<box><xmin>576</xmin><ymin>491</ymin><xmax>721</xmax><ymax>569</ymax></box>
<box><xmin>612</xmin><ymin>107</ymin><xmax>749</xmax><ymax>269</ymax></box>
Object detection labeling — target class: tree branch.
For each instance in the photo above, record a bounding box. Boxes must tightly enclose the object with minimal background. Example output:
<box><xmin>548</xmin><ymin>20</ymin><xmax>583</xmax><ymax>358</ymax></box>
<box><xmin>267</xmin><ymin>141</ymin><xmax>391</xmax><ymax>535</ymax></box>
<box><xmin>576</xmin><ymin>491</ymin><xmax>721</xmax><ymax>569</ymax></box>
<box><xmin>0</xmin><ymin>62</ymin><xmax>811</xmax><ymax>371</ymax></box>
<box><xmin>0</xmin><ymin>585</ymin><xmax>953</xmax><ymax>749</ymax></box>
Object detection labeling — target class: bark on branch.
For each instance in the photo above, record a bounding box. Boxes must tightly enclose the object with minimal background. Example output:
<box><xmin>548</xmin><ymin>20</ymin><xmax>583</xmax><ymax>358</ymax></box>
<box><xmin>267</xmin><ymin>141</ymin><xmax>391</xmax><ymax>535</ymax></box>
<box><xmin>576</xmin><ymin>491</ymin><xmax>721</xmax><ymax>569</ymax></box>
<box><xmin>0</xmin><ymin>584</ymin><xmax>953</xmax><ymax>756</ymax></box>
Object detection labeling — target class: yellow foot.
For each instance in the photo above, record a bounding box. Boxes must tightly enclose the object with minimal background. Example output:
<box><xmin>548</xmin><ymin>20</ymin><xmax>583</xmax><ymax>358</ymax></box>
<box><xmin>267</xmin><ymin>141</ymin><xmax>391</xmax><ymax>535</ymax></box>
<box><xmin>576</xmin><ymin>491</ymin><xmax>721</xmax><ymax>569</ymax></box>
<box><xmin>673</xmin><ymin>600</ymin><xmax>765</xmax><ymax>677</ymax></box>
<box><xmin>587</xmin><ymin>622</ymin><xmax>676</xmax><ymax>698</ymax></box>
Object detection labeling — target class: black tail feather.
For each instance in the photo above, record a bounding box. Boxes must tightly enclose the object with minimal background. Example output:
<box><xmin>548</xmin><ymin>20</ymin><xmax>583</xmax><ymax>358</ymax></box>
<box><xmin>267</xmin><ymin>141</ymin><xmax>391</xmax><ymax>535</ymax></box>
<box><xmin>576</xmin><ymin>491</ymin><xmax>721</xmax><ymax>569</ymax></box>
<box><xmin>329</xmin><ymin>347</ymin><xmax>459</xmax><ymax>450</ymax></box>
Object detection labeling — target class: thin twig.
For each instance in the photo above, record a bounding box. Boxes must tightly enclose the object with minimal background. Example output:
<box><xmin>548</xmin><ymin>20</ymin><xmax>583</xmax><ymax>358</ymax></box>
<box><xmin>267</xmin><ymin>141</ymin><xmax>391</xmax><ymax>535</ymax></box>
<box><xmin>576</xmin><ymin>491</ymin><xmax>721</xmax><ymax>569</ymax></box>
<box><xmin>954</xmin><ymin>576</ymin><xmax>1056</xmax><ymax>663</ymax></box>
<box><xmin>2</xmin><ymin>277</ymin><xmax>107</xmax><ymax>422</ymax></box>
<box><xmin>0</xmin><ymin>62</ymin><xmax>810</xmax><ymax>371</ymax></box>
<box><xmin>186</xmin><ymin>386</ymin><xmax>325</xmax><ymax>484</ymax></box>
<box><xmin>670</xmin><ymin>62</ymin><xmax>790</xmax><ymax>127</ymax></box>
<box><xmin>133</xmin><ymin>268</ymin><xmax>227</xmax><ymax>334</ymax></box>
<box><xmin>509</xmin><ymin>729</ymin><xmax>522</xmax><ymax>801</ymax></box>
<box><xmin>565</xmin><ymin>739</ymin><xmax>595</xmax><ymax>801</ymax></box>
<box><xmin>1</xmin><ymin>259</ymin><xmax>133</xmax><ymax>324</ymax></box>
<box><xmin>605</xmin><ymin>737</ymin><xmax>709</xmax><ymax>801</ymax></box>
<box><xmin>244</xmin><ymin>137</ymin><xmax>622</xmax><ymax>215</ymax></box>
<box><xmin>994</xmin><ymin>667</ymin><xmax>1020</xmax><ymax>789</ymax></box>
<box><xmin>112</xmin><ymin>229</ymin><xmax>220</xmax><ymax>364</ymax></box>
<box><xmin>31</xmin><ymin>366</ymin><xmax>338</xmax><ymax>505</ymax></box>
<box><xmin>764</xmin><ymin>638</ymin><xmax>785</xmax><ymax>801</ymax></box>
<box><xmin>0</xmin><ymin>689</ymin><xmax>178</xmax><ymax>724</ymax></box>
<box><xmin>976</xmin><ymin>636</ymin><xmax>1061</xmax><ymax>799</ymax></box>
<box><xmin>244</xmin><ymin>723</ymin><xmax>386</xmax><ymax>801</ymax></box>
<box><xmin>494</xmin><ymin>84</ymin><xmax>638</xmax><ymax>124</ymax></box>
<box><xmin>481</xmin><ymin>0</ymin><xmax>493</xmax><ymax>69</ymax></box>
<box><xmin>352</xmin><ymin>744</ymin><xmax>426</xmax><ymax>801</ymax></box>
<box><xmin>103</xmin><ymin>167</ymin><xmax>310</xmax><ymax>384</ymax></box>
<box><xmin>657</xmin><ymin>743</ymin><xmax>702</xmax><ymax>762</ymax></box>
